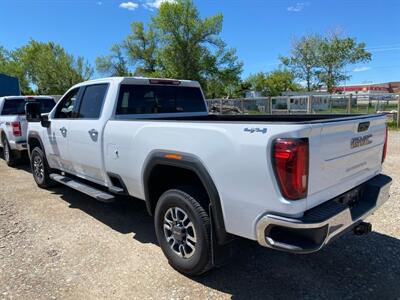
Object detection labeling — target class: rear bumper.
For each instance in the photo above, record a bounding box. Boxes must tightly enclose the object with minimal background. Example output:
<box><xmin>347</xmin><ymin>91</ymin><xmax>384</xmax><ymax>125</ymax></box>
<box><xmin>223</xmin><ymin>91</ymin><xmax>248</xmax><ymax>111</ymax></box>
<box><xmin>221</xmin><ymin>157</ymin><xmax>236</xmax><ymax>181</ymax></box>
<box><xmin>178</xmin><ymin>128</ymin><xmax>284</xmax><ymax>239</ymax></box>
<box><xmin>11</xmin><ymin>141</ymin><xmax>28</xmax><ymax>151</ymax></box>
<box><xmin>256</xmin><ymin>174</ymin><xmax>392</xmax><ymax>253</ymax></box>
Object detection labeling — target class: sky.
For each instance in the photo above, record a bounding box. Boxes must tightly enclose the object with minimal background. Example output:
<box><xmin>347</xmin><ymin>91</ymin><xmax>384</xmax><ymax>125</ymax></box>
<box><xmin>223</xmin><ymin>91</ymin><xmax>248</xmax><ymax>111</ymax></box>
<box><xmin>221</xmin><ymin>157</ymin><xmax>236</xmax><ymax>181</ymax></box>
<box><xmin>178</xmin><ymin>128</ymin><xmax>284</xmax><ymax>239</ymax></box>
<box><xmin>1</xmin><ymin>0</ymin><xmax>400</xmax><ymax>85</ymax></box>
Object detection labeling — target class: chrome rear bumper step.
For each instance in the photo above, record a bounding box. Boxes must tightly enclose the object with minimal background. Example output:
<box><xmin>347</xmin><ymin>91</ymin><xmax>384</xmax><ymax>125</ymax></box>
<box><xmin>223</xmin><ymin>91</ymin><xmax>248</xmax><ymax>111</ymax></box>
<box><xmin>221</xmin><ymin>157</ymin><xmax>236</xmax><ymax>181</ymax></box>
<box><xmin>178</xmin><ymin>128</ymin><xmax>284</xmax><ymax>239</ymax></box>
<box><xmin>50</xmin><ymin>174</ymin><xmax>115</xmax><ymax>203</ymax></box>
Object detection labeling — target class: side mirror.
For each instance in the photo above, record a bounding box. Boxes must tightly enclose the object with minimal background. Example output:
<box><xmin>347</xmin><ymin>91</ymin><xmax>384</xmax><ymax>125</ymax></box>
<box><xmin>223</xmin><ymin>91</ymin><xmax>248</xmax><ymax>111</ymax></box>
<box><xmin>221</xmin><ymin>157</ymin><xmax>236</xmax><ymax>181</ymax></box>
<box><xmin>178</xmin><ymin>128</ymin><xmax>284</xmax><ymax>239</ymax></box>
<box><xmin>40</xmin><ymin>114</ymin><xmax>51</xmax><ymax>128</ymax></box>
<box><xmin>25</xmin><ymin>102</ymin><xmax>51</xmax><ymax>128</ymax></box>
<box><xmin>25</xmin><ymin>102</ymin><xmax>41</xmax><ymax>122</ymax></box>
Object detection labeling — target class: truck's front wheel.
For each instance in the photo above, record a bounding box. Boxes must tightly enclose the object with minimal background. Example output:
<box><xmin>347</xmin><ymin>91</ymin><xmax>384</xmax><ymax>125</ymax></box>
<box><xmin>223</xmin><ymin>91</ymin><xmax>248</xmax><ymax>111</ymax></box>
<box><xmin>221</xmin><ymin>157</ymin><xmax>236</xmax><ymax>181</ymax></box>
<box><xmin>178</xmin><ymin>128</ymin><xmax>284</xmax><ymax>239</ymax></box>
<box><xmin>154</xmin><ymin>187</ymin><xmax>213</xmax><ymax>276</ymax></box>
<box><xmin>31</xmin><ymin>147</ymin><xmax>55</xmax><ymax>188</ymax></box>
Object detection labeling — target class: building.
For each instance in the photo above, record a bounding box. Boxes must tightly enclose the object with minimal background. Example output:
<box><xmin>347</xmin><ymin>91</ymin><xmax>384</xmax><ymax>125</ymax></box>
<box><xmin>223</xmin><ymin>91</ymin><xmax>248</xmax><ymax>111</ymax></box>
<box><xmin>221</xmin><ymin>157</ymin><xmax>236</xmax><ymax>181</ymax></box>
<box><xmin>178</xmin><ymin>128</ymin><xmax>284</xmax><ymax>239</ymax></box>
<box><xmin>334</xmin><ymin>81</ymin><xmax>400</xmax><ymax>95</ymax></box>
<box><xmin>388</xmin><ymin>82</ymin><xmax>400</xmax><ymax>94</ymax></box>
<box><xmin>0</xmin><ymin>73</ymin><xmax>20</xmax><ymax>97</ymax></box>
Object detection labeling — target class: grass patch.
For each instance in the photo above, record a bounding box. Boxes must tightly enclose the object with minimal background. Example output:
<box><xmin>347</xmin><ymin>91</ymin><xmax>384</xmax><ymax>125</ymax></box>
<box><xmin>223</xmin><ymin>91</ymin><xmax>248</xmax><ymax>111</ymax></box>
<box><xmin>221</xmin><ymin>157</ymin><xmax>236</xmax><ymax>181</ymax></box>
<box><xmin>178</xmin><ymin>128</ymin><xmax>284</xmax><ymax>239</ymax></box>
<box><xmin>388</xmin><ymin>121</ymin><xmax>399</xmax><ymax>131</ymax></box>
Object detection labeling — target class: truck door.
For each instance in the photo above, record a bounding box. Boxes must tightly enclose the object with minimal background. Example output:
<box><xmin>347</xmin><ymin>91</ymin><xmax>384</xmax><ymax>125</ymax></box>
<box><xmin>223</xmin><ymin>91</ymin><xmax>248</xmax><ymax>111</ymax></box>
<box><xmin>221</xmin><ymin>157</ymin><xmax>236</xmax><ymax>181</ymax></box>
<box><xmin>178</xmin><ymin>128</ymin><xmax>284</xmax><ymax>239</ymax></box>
<box><xmin>46</xmin><ymin>88</ymin><xmax>81</xmax><ymax>171</ymax></box>
<box><xmin>67</xmin><ymin>84</ymin><xmax>109</xmax><ymax>184</ymax></box>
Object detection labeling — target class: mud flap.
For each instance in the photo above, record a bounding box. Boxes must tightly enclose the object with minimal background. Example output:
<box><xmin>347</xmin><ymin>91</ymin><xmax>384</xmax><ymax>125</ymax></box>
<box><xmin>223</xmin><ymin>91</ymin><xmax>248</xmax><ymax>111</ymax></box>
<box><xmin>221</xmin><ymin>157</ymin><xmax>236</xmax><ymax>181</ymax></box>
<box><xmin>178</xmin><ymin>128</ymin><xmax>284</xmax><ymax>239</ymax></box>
<box><xmin>209</xmin><ymin>204</ymin><xmax>235</xmax><ymax>267</ymax></box>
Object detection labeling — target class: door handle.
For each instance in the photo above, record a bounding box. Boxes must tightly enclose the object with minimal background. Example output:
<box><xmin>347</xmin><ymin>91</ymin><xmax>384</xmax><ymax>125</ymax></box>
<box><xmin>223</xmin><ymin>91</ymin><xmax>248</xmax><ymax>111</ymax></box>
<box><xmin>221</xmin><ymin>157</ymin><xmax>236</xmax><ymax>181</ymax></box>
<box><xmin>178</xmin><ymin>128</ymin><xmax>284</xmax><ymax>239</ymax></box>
<box><xmin>88</xmin><ymin>129</ymin><xmax>99</xmax><ymax>141</ymax></box>
<box><xmin>60</xmin><ymin>127</ymin><xmax>67</xmax><ymax>137</ymax></box>
<box><xmin>88</xmin><ymin>129</ymin><xmax>98</xmax><ymax>136</ymax></box>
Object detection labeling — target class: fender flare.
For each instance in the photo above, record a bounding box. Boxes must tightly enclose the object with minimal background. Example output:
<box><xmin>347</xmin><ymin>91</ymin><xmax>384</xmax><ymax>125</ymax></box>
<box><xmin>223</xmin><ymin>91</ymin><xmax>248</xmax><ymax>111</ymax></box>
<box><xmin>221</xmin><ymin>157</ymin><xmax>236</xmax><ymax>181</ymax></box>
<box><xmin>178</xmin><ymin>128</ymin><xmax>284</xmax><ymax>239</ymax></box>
<box><xmin>0</xmin><ymin>127</ymin><xmax>10</xmax><ymax>148</ymax></box>
<box><xmin>27</xmin><ymin>131</ymin><xmax>45</xmax><ymax>158</ymax></box>
<box><xmin>0</xmin><ymin>128</ymin><xmax>4</xmax><ymax>145</ymax></box>
<box><xmin>143</xmin><ymin>150</ymin><xmax>231</xmax><ymax>244</ymax></box>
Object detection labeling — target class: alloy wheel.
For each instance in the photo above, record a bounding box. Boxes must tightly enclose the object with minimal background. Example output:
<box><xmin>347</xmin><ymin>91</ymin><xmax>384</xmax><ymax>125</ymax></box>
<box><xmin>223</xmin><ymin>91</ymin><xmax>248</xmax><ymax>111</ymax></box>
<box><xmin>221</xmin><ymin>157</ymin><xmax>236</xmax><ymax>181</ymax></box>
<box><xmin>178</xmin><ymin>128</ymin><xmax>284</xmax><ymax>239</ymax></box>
<box><xmin>33</xmin><ymin>154</ymin><xmax>45</xmax><ymax>183</ymax></box>
<box><xmin>3</xmin><ymin>140</ymin><xmax>10</xmax><ymax>162</ymax></box>
<box><xmin>163</xmin><ymin>207</ymin><xmax>197</xmax><ymax>259</ymax></box>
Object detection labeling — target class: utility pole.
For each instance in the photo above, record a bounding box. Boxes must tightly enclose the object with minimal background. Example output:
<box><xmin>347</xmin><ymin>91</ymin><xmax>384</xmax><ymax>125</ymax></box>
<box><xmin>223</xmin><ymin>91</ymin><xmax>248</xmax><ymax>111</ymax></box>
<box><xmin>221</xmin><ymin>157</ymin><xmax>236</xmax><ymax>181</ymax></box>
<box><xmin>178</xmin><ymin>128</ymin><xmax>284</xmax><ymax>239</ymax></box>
<box><xmin>348</xmin><ymin>94</ymin><xmax>353</xmax><ymax>114</ymax></box>
<box><xmin>307</xmin><ymin>96</ymin><xmax>313</xmax><ymax>114</ymax></box>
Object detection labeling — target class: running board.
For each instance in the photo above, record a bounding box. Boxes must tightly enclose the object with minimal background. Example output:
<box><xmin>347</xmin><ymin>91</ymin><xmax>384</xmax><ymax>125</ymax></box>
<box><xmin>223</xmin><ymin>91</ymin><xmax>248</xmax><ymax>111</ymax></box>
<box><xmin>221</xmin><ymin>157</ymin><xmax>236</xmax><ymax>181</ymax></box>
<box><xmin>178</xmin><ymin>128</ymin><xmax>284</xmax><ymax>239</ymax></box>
<box><xmin>108</xmin><ymin>186</ymin><xmax>125</xmax><ymax>195</ymax></box>
<box><xmin>50</xmin><ymin>174</ymin><xmax>115</xmax><ymax>203</ymax></box>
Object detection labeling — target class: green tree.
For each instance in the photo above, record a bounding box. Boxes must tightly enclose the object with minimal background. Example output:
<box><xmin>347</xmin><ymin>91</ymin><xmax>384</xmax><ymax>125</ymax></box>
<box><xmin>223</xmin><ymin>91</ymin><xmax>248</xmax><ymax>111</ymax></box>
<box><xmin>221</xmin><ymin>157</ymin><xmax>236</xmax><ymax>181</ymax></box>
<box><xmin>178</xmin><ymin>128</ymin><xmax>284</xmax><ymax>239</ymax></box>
<box><xmin>245</xmin><ymin>69</ymin><xmax>301</xmax><ymax>97</ymax></box>
<box><xmin>281</xmin><ymin>33</ymin><xmax>371</xmax><ymax>93</ymax></box>
<box><xmin>244</xmin><ymin>72</ymin><xmax>269</xmax><ymax>96</ymax></box>
<box><xmin>280</xmin><ymin>35</ymin><xmax>321</xmax><ymax>91</ymax></box>
<box><xmin>96</xmin><ymin>44</ymin><xmax>131</xmax><ymax>76</ymax></box>
<box><xmin>203</xmin><ymin>46</ymin><xmax>243</xmax><ymax>98</ymax></box>
<box><xmin>153</xmin><ymin>0</ymin><xmax>226</xmax><ymax>81</ymax></box>
<box><xmin>96</xmin><ymin>0</ymin><xmax>242</xmax><ymax>98</ymax></box>
<box><xmin>15</xmin><ymin>40</ymin><xmax>93</xmax><ymax>94</ymax></box>
<box><xmin>264</xmin><ymin>69</ymin><xmax>302</xmax><ymax>96</ymax></box>
<box><xmin>0</xmin><ymin>46</ymin><xmax>32</xmax><ymax>94</ymax></box>
<box><xmin>316</xmin><ymin>33</ymin><xmax>371</xmax><ymax>93</ymax></box>
<box><xmin>123</xmin><ymin>22</ymin><xmax>158</xmax><ymax>75</ymax></box>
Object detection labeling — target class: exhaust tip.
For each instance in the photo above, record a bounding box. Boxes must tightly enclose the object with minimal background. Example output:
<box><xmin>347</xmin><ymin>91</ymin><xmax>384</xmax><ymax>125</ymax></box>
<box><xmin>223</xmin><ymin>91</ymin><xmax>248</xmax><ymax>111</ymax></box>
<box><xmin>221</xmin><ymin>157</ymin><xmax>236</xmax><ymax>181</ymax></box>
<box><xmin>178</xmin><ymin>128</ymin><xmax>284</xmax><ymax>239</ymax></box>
<box><xmin>264</xmin><ymin>224</ymin><xmax>329</xmax><ymax>253</ymax></box>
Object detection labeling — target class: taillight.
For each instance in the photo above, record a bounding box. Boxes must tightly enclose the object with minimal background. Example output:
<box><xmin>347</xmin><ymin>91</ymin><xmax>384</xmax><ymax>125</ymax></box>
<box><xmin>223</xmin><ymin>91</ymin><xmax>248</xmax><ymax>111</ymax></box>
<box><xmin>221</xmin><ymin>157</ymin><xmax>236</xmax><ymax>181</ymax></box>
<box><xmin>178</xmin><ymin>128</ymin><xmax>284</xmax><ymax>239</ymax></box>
<box><xmin>272</xmin><ymin>138</ymin><xmax>309</xmax><ymax>200</ymax></box>
<box><xmin>11</xmin><ymin>121</ymin><xmax>22</xmax><ymax>137</ymax></box>
<box><xmin>382</xmin><ymin>125</ymin><xmax>388</xmax><ymax>163</ymax></box>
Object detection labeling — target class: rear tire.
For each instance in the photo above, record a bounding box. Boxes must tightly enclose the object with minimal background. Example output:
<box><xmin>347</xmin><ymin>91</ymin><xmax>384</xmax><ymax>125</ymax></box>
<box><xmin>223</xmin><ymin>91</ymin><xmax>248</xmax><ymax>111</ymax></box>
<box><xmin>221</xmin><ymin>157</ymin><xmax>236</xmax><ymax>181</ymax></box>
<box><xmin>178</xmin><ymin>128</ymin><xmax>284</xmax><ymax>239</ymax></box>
<box><xmin>30</xmin><ymin>147</ymin><xmax>55</xmax><ymax>188</ymax></box>
<box><xmin>154</xmin><ymin>187</ymin><xmax>213</xmax><ymax>276</ymax></box>
<box><xmin>2</xmin><ymin>136</ymin><xmax>17</xmax><ymax>167</ymax></box>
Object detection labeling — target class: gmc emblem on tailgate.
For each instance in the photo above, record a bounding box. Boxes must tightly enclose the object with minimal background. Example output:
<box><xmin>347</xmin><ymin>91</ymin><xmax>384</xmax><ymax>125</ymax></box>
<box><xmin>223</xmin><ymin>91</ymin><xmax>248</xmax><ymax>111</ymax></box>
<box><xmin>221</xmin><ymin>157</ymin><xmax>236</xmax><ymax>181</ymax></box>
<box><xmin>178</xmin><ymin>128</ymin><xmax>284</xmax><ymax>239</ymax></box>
<box><xmin>351</xmin><ymin>134</ymin><xmax>373</xmax><ymax>149</ymax></box>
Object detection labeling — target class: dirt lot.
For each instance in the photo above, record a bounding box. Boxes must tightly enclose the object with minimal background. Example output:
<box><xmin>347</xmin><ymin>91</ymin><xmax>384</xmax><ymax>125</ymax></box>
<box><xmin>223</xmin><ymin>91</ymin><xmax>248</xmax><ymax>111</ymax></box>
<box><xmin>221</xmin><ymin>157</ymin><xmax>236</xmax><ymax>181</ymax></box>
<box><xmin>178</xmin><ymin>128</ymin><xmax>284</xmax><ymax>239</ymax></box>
<box><xmin>0</xmin><ymin>132</ymin><xmax>399</xmax><ymax>300</ymax></box>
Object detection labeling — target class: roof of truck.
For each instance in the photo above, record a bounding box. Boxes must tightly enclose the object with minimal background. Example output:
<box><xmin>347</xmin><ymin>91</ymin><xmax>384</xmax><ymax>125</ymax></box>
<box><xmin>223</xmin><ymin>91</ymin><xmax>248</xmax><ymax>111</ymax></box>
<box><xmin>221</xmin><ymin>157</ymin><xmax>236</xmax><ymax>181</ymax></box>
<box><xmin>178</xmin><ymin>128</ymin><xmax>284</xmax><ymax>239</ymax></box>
<box><xmin>0</xmin><ymin>95</ymin><xmax>55</xmax><ymax>101</ymax></box>
<box><xmin>73</xmin><ymin>77</ymin><xmax>201</xmax><ymax>88</ymax></box>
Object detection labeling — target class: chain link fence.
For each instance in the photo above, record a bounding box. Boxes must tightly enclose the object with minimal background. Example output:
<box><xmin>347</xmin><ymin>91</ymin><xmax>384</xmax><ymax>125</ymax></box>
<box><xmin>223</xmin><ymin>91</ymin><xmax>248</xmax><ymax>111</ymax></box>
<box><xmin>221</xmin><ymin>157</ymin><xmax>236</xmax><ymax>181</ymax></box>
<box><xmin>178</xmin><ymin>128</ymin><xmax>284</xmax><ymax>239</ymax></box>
<box><xmin>207</xmin><ymin>94</ymin><xmax>400</xmax><ymax>128</ymax></box>
<box><xmin>51</xmin><ymin>93</ymin><xmax>399</xmax><ymax>128</ymax></box>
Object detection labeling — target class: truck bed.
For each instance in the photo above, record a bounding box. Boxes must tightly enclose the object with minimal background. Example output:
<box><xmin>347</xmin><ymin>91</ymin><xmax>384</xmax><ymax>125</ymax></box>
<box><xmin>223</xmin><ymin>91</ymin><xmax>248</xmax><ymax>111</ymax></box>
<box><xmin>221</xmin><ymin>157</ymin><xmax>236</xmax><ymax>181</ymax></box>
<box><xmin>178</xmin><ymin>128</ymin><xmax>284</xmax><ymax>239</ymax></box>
<box><xmin>124</xmin><ymin>113</ymin><xmax>386</xmax><ymax>124</ymax></box>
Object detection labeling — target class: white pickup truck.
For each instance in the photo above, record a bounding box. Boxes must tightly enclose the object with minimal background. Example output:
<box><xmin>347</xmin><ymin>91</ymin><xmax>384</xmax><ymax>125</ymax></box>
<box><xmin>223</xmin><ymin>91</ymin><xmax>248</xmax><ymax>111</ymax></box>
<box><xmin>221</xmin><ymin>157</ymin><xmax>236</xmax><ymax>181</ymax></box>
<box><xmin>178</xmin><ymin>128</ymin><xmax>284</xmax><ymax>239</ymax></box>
<box><xmin>26</xmin><ymin>77</ymin><xmax>392</xmax><ymax>275</ymax></box>
<box><xmin>0</xmin><ymin>96</ymin><xmax>55</xmax><ymax>166</ymax></box>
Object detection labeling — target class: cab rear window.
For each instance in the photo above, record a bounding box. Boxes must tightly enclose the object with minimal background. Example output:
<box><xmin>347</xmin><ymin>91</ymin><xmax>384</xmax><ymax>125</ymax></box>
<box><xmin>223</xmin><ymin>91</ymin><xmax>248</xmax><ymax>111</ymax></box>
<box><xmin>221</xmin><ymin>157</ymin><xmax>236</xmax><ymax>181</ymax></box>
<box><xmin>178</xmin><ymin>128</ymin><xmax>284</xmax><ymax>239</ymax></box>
<box><xmin>116</xmin><ymin>85</ymin><xmax>206</xmax><ymax>115</ymax></box>
<box><xmin>1</xmin><ymin>98</ymin><xmax>55</xmax><ymax>115</ymax></box>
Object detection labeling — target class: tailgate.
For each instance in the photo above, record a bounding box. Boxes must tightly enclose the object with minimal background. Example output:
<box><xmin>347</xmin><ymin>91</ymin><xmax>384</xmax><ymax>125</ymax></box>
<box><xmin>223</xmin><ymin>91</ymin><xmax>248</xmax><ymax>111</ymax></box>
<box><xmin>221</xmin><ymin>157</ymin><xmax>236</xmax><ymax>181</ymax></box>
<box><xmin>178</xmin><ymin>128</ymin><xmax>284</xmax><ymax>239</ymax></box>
<box><xmin>1</xmin><ymin>115</ymin><xmax>28</xmax><ymax>142</ymax></box>
<box><xmin>307</xmin><ymin>115</ymin><xmax>386</xmax><ymax>209</ymax></box>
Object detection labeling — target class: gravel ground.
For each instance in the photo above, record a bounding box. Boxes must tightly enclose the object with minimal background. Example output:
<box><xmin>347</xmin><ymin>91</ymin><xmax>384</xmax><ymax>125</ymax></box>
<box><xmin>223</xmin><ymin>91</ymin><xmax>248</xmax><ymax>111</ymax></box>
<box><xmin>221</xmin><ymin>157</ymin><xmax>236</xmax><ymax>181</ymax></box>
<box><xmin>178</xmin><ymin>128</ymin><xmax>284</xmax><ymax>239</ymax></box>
<box><xmin>0</xmin><ymin>132</ymin><xmax>399</xmax><ymax>300</ymax></box>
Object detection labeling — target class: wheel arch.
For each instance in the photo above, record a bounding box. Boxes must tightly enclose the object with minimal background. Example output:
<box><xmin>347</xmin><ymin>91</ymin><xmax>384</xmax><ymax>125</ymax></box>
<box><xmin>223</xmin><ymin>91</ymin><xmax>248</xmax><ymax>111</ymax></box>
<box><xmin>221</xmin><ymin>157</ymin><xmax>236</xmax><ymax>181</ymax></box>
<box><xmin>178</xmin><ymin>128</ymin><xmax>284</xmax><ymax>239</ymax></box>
<box><xmin>143</xmin><ymin>150</ymin><xmax>231</xmax><ymax>244</ymax></box>
<box><xmin>0</xmin><ymin>127</ymin><xmax>7</xmax><ymax>139</ymax></box>
<box><xmin>27</xmin><ymin>131</ymin><xmax>45</xmax><ymax>158</ymax></box>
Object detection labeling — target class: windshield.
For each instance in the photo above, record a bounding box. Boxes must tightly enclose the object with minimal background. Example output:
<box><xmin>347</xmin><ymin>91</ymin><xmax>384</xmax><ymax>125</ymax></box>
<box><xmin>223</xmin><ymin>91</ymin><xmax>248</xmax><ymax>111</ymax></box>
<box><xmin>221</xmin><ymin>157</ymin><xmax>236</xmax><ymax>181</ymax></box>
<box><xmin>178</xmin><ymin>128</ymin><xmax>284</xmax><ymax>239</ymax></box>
<box><xmin>1</xmin><ymin>98</ymin><xmax>56</xmax><ymax>116</ymax></box>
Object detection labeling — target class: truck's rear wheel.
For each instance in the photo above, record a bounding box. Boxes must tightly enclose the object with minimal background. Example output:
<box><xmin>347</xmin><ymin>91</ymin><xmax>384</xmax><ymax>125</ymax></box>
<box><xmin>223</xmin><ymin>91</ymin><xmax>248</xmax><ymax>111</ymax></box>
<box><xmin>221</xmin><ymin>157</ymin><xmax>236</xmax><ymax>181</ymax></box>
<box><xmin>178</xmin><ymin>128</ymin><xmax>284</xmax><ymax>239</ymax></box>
<box><xmin>154</xmin><ymin>187</ymin><xmax>213</xmax><ymax>276</ymax></box>
<box><xmin>31</xmin><ymin>147</ymin><xmax>55</xmax><ymax>188</ymax></box>
<box><xmin>2</xmin><ymin>136</ymin><xmax>17</xmax><ymax>167</ymax></box>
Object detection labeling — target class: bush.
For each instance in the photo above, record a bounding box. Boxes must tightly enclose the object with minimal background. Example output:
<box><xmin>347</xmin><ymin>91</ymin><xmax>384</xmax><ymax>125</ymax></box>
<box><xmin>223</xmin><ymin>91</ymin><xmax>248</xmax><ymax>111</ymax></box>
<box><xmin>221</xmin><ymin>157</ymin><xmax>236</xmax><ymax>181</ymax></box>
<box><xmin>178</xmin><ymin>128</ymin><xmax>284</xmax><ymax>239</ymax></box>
<box><xmin>387</xmin><ymin>121</ymin><xmax>399</xmax><ymax>130</ymax></box>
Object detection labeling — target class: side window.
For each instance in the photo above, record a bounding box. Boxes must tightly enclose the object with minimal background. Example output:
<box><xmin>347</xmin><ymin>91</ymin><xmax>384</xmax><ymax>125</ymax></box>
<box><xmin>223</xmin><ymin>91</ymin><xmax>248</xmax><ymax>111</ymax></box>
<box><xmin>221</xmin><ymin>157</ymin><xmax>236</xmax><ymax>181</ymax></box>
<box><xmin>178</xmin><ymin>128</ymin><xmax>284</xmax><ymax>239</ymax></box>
<box><xmin>1</xmin><ymin>99</ymin><xmax>25</xmax><ymax>115</ymax></box>
<box><xmin>38</xmin><ymin>98</ymin><xmax>56</xmax><ymax>113</ymax></box>
<box><xmin>54</xmin><ymin>88</ymin><xmax>80</xmax><ymax>119</ymax></box>
<box><xmin>77</xmin><ymin>84</ymin><xmax>108</xmax><ymax>119</ymax></box>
